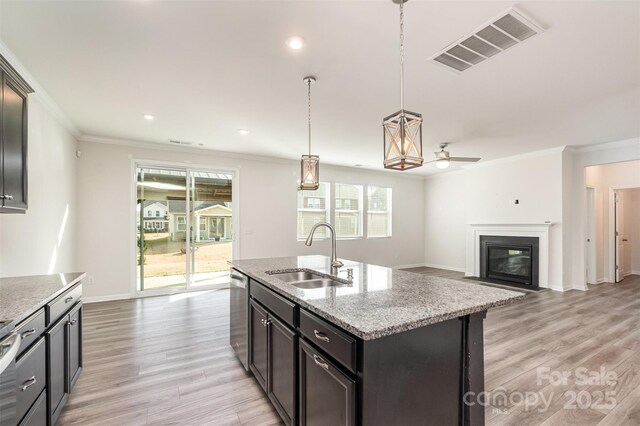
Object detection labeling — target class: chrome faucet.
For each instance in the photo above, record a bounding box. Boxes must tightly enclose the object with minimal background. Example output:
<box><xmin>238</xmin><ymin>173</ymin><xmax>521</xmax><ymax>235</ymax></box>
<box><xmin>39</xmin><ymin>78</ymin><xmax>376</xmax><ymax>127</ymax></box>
<box><xmin>305</xmin><ymin>222</ymin><xmax>344</xmax><ymax>271</ymax></box>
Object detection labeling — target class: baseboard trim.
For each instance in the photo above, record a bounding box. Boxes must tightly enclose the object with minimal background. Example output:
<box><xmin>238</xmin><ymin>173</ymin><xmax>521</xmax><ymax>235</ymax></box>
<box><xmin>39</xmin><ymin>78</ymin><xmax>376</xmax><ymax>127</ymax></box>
<box><xmin>83</xmin><ymin>293</ymin><xmax>131</xmax><ymax>304</ymax></box>
<box><xmin>547</xmin><ymin>285</ymin><xmax>566</xmax><ymax>292</ymax></box>
<box><xmin>423</xmin><ymin>263</ymin><xmax>466</xmax><ymax>273</ymax></box>
<box><xmin>393</xmin><ymin>263</ymin><xmax>427</xmax><ymax>269</ymax></box>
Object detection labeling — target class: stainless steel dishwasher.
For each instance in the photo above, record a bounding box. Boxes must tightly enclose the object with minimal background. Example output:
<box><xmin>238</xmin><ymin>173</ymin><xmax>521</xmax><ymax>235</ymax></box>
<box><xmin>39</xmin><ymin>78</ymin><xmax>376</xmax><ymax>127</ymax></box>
<box><xmin>0</xmin><ymin>331</ymin><xmax>21</xmax><ymax>426</ymax></box>
<box><xmin>229</xmin><ymin>269</ymin><xmax>249</xmax><ymax>371</ymax></box>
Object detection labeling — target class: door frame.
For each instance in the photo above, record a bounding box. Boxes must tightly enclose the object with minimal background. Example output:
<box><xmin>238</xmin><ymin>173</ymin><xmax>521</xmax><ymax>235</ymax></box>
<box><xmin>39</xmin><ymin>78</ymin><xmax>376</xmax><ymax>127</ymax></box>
<box><xmin>585</xmin><ymin>186</ymin><xmax>597</xmax><ymax>284</ymax></box>
<box><xmin>130</xmin><ymin>159</ymin><xmax>240</xmax><ymax>298</ymax></box>
<box><xmin>608</xmin><ymin>185</ymin><xmax>638</xmax><ymax>284</ymax></box>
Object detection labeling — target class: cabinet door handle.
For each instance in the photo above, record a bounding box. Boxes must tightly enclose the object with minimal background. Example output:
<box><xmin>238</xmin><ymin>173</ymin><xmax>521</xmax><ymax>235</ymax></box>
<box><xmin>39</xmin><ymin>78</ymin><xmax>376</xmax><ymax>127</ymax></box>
<box><xmin>65</xmin><ymin>297</ymin><xmax>74</xmax><ymax>303</ymax></box>
<box><xmin>20</xmin><ymin>328</ymin><xmax>36</xmax><ymax>338</ymax></box>
<box><xmin>21</xmin><ymin>376</ymin><xmax>36</xmax><ymax>392</ymax></box>
<box><xmin>67</xmin><ymin>319</ymin><xmax>77</xmax><ymax>326</ymax></box>
<box><xmin>313</xmin><ymin>330</ymin><xmax>330</xmax><ymax>343</ymax></box>
<box><xmin>313</xmin><ymin>354</ymin><xmax>329</xmax><ymax>370</ymax></box>
<box><xmin>1</xmin><ymin>195</ymin><xmax>13</xmax><ymax>201</ymax></box>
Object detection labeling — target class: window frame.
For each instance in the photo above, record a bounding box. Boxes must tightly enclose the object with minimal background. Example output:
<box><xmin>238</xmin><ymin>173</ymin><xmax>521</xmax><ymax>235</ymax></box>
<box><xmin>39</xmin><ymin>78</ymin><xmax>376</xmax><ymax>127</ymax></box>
<box><xmin>334</xmin><ymin>182</ymin><xmax>364</xmax><ymax>240</ymax></box>
<box><xmin>177</xmin><ymin>215</ymin><xmax>186</xmax><ymax>232</ymax></box>
<box><xmin>297</xmin><ymin>182</ymin><xmax>331</xmax><ymax>241</ymax></box>
<box><xmin>366</xmin><ymin>186</ymin><xmax>392</xmax><ymax>239</ymax></box>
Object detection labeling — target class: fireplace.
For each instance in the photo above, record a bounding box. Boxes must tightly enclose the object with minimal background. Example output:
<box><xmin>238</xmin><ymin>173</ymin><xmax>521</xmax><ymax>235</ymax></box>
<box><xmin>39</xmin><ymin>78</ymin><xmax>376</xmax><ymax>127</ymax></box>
<box><xmin>480</xmin><ymin>235</ymin><xmax>539</xmax><ymax>289</ymax></box>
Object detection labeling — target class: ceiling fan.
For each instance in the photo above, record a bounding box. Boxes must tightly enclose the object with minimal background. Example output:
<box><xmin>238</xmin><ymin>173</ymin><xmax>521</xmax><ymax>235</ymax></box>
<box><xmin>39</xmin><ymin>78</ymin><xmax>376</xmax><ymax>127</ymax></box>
<box><xmin>425</xmin><ymin>143</ymin><xmax>481</xmax><ymax>169</ymax></box>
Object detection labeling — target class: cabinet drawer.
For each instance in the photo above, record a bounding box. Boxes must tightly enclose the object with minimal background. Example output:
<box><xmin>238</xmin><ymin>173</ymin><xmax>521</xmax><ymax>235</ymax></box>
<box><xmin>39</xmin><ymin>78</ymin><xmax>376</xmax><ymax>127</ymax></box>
<box><xmin>47</xmin><ymin>283</ymin><xmax>82</xmax><ymax>326</ymax></box>
<box><xmin>250</xmin><ymin>281</ymin><xmax>297</xmax><ymax>327</ymax></box>
<box><xmin>15</xmin><ymin>309</ymin><xmax>45</xmax><ymax>357</ymax></box>
<box><xmin>15</xmin><ymin>337</ymin><xmax>46</xmax><ymax>423</ymax></box>
<box><xmin>18</xmin><ymin>390</ymin><xmax>46</xmax><ymax>426</ymax></box>
<box><xmin>299</xmin><ymin>309</ymin><xmax>357</xmax><ymax>373</ymax></box>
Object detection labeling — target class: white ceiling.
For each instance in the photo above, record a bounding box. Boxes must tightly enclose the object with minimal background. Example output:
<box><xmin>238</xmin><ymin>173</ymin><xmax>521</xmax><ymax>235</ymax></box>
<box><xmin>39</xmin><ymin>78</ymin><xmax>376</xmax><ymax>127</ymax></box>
<box><xmin>1</xmin><ymin>0</ymin><xmax>639</xmax><ymax>175</ymax></box>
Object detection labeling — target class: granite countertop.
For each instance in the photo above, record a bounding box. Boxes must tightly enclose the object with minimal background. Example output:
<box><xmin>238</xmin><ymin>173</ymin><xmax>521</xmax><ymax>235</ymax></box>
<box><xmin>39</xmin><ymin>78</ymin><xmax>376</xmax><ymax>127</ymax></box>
<box><xmin>0</xmin><ymin>272</ymin><xmax>86</xmax><ymax>340</ymax></box>
<box><xmin>230</xmin><ymin>256</ymin><xmax>525</xmax><ymax>340</ymax></box>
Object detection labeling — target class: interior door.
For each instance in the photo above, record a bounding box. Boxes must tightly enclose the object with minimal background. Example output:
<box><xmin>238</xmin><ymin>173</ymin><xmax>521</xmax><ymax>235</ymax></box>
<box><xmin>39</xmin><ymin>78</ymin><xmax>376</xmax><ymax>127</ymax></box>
<box><xmin>615</xmin><ymin>191</ymin><xmax>623</xmax><ymax>283</ymax></box>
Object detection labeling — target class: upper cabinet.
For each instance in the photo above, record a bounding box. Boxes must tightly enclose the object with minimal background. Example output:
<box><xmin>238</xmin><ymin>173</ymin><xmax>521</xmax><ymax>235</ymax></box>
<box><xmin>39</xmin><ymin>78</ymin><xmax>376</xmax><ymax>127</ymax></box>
<box><xmin>0</xmin><ymin>54</ymin><xmax>33</xmax><ymax>213</ymax></box>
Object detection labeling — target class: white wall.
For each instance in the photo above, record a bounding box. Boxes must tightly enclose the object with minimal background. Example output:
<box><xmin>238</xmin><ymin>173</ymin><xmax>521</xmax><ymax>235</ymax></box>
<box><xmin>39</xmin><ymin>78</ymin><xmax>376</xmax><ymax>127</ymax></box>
<box><xmin>75</xmin><ymin>138</ymin><xmax>425</xmax><ymax>300</ymax></box>
<box><xmin>424</xmin><ymin>148</ymin><xmax>565</xmax><ymax>288</ymax></box>
<box><xmin>585</xmin><ymin>160</ymin><xmax>640</xmax><ymax>281</ymax></box>
<box><xmin>0</xmin><ymin>97</ymin><xmax>78</xmax><ymax>277</ymax></box>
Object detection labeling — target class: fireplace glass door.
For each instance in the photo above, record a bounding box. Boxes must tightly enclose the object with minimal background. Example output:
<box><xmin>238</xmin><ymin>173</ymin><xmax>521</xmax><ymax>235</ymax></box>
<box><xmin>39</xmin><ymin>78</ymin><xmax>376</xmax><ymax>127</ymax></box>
<box><xmin>487</xmin><ymin>246</ymin><xmax>532</xmax><ymax>284</ymax></box>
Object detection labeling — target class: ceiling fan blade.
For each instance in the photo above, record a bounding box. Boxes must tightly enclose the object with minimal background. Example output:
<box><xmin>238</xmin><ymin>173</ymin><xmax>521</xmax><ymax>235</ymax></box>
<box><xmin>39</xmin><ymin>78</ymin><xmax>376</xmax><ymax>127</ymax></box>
<box><xmin>449</xmin><ymin>157</ymin><xmax>481</xmax><ymax>163</ymax></box>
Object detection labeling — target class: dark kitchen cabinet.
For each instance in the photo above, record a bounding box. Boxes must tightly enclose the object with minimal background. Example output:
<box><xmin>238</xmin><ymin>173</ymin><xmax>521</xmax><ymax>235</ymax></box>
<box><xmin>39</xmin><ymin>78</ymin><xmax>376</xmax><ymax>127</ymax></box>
<box><xmin>268</xmin><ymin>316</ymin><xmax>296</xmax><ymax>425</ymax></box>
<box><xmin>0</xmin><ymin>55</ymin><xmax>32</xmax><ymax>213</ymax></box>
<box><xmin>47</xmin><ymin>315</ymin><xmax>68</xmax><ymax>425</ymax></box>
<box><xmin>299</xmin><ymin>339</ymin><xmax>355</xmax><ymax>426</ymax></box>
<box><xmin>47</xmin><ymin>301</ymin><xmax>83</xmax><ymax>425</ymax></box>
<box><xmin>68</xmin><ymin>303</ymin><xmax>83</xmax><ymax>390</ymax></box>
<box><xmin>249</xmin><ymin>299</ymin><xmax>268</xmax><ymax>391</ymax></box>
<box><xmin>249</xmin><ymin>298</ymin><xmax>296</xmax><ymax>426</ymax></box>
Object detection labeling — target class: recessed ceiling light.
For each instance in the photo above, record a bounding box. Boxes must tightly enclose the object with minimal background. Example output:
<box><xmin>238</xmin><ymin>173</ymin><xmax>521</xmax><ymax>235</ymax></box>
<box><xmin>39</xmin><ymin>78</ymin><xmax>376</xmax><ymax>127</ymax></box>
<box><xmin>143</xmin><ymin>113</ymin><xmax>155</xmax><ymax>120</ymax></box>
<box><xmin>238</xmin><ymin>129</ymin><xmax>250</xmax><ymax>136</ymax></box>
<box><xmin>285</xmin><ymin>36</ymin><xmax>305</xmax><ymax>50</ymax></box>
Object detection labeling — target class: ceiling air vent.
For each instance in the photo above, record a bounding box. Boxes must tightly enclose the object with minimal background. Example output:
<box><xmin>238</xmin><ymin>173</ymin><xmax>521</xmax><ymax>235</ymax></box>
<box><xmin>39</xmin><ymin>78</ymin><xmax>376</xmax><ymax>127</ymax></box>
<box><xmin>430</xmin><ymin>8</ymin><xmax>544</xmax><ymax>72</ymax></box>
<box><xmin>168</xmin><ymin>139</ymin><xmax>193</xmax><ymax>146</ymax></box>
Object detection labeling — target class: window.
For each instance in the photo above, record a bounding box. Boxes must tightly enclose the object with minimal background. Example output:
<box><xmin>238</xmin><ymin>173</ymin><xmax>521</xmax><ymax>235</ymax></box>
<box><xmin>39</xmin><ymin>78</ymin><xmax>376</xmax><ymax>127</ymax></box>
<box><xmin>156</xmin><ymin>210</ymin><xmax>161</xmax><ymax>217</ymax></box>
<box><xmin>177</xmin><ymin>216</ymin><xmax>186</xmax><ymax>231</ymax></box>
<box><xmin>297</xmin><ymin>183</ymin><xmax>330</xmax><ymax>240</ymax></box>
<box><xmin>335</xmin><ymin>183</ymin><xmax>363</xmax><ymax>238</ymax></box>
<box><xmin>367</xmin><ymin>186</ymin><xmax>392</xmax><ymax>238</ymax></box>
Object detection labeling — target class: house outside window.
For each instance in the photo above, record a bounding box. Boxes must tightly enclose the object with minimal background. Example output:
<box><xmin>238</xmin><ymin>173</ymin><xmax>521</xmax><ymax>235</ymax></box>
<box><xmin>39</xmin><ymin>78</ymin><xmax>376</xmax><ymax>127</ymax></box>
<box><xmin>367</xmin><ymin>186</ymin><xmax>392</xmax><ymax>238</ymax></box>
<box><xmin>335</xmin><ymin>183</ymin><xmax>363</xmax><ymax>239</ymax></box>
<box><xmin>297</xmin><ymin>183</ymin><xmax>330</xmax><ymax>240</ymax></box>
<box><xmin>156</xmin><ymin>210</ymin><xmax>160</xmax><ymax>217</ymax></box>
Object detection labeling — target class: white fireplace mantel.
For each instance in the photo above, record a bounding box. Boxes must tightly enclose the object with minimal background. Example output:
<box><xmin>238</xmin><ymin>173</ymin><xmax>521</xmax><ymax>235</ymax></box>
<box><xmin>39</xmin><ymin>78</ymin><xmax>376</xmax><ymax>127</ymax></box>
<box><xmin>466</xmin><ymin>223</ymin><xmax>553</xmax><ymax>288</ymax></box>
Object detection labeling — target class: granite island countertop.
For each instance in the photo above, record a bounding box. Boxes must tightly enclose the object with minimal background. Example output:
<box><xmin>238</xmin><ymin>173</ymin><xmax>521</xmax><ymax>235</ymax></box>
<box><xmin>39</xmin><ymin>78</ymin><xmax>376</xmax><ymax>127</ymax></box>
<box><xmin>230</xmin><ymin>256</ymin><xmax>525</xmax><ymax>340</ymax></box>
<box><xmin>0</xmin><ymin>272</ymin><xmax>86</xmax><ymax>340</ymax></box>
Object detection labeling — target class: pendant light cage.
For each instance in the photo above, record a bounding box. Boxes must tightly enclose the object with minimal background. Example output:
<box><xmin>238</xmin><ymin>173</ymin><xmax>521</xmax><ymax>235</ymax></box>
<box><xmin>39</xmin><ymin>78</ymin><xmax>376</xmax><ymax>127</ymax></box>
<box><xmin>299</xmin><ymin>76</ymin><xmax>320</xmax><ymax>190</ymax></box>
<box><xmin>383</xmin><ymin>0</ymin><xmax>424</xmax><ymax>171</ymax></box>
<box><xmin>300</xmin><ymin>154</ymin><xmax>320</xmax><ymax>190</ymax></box>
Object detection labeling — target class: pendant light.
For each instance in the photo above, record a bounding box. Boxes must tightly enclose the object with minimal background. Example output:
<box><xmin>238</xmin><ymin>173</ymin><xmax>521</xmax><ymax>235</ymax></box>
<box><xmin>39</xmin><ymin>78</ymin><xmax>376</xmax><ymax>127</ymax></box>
<box><xmin>299</xmin><ymin>76</ymin><xmax>320</xmax><ymax>190</ymax></box>
<box><xmin>383</xmin><ymin>0</ymin><xmax>423</xmax><ymax>171</ymax></box>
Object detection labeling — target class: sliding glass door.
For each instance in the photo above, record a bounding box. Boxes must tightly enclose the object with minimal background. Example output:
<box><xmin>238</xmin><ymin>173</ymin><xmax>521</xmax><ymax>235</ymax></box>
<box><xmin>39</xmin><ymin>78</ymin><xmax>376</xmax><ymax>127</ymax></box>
<box><xmin>136</xmin><ymin>165</ymin><xmax>235</xmax><ymax>294</ymax></box>
<box><xmin>189</xmin><ymin>170</ymin><xmax>234</xmax><ymax>287</ymax></box>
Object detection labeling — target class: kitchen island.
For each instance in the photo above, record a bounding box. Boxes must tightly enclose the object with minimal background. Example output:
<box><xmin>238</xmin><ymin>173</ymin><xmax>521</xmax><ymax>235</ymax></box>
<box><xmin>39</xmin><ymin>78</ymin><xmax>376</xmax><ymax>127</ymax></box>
<box><xmin>230</xmin><ymin>256</ymin><xmax>524</xmax><ymax>426</ymax></box>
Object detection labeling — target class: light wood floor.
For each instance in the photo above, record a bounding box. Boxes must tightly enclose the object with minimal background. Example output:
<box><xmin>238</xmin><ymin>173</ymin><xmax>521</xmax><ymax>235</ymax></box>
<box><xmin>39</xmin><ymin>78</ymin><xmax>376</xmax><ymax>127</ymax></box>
<box><xmin>58</xmin><ymin>274</ymin><xmax>640</xmax><ymax>426</ymax></box>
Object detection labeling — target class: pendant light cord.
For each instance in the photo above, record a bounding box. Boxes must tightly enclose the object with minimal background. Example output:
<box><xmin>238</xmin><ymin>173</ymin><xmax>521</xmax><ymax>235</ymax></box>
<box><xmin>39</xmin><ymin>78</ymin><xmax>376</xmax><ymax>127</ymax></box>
<box><xmin>307</xmin><ymin>79</ymin><xmax>312</xmax><ymax>155</ymax></box>
<box><xmin>399</xmin><ymin>0</ymin><xmax>405</xmax><ymax>111</ymax></box>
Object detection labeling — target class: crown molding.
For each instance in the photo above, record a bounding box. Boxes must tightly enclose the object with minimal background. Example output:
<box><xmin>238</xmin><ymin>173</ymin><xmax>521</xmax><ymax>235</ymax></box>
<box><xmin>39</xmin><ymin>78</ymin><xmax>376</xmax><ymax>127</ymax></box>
<box><xmin>0</xmin><ymin>40</ymin><xmax>81</xmax><ymax>138</ymax></box>
<box><xmin>570</xmin><ymin>137</ymin><xmax>640</xmax><ymax>154</ymax></box>
<box><xmin>461</xmin><ymin>146</ymin><xmax>566</xmax><ymax>171</ymax></box>
<box><xmin>80</xmin><ymin>134</ymin><xmax>426</xmax><ymax>180</ymax></box>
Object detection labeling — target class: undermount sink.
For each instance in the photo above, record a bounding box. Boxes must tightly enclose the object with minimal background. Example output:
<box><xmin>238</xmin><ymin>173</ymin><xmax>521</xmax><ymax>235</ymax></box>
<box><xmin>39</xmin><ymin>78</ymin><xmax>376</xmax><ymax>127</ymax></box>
<box><xmin>267</xmin><ymin>270</ymin><xmax>347</xmax><ymax>289</ymax></box>
<box><xmin>290</xmin><ymin>278</ymin><xmax>344</xmax><ymax>289</ymax></box>
<box><xmin>271</xmin><ymin>271</ymin><xmax>324</xmax><ymax>283</ymax></box>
